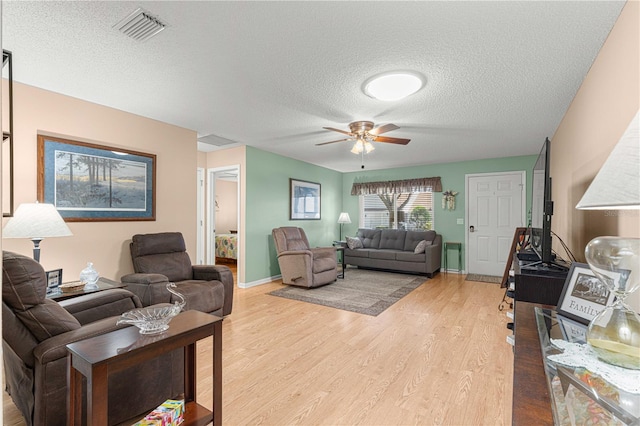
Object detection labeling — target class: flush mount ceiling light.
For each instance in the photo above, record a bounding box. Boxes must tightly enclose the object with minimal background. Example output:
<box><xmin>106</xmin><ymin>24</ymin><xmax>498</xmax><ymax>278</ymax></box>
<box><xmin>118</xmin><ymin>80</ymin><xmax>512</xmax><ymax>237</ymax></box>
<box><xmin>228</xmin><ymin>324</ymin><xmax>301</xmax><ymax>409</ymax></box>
<box><xmin>114</xmin><ymin>8</ymin><xmax>167</xmax><ymax>42</ymax></box>
<box><xmin>363</xmin><ymin>72</ymin><xmax>425</xmax><ymax>101</ymax></box>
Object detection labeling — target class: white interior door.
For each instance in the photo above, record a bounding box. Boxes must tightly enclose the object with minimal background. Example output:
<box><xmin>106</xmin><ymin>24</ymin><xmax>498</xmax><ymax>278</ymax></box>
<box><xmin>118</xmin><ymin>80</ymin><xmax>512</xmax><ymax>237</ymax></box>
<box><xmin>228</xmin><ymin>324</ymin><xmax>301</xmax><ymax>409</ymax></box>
<box><xmin>196</xmin><ymin>168</ymin><xmax>205</xmax><ymax>265</ymax></box>
<box><xmin>466</xmin><ymin>171</ymin><xmax>525</xmax><ymax>276</ymax></box>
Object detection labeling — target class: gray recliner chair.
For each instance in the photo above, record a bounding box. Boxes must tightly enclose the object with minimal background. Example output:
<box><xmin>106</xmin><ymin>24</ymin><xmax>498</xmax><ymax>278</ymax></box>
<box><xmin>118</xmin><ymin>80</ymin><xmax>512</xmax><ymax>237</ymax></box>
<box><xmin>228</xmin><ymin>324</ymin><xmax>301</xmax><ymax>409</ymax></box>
<box><xmin>2</xmin><ymin>251</ymin><xmax>184</xmax><ymax>426</ymax></box>
<box><xmin>121</xmin><ymin>232</ymin><xmax>234</xmax><ymax>316</ymax></box>
<box><xmin>272</xmin><ymin>227</ymin><xmax>338</xmax><ymax>288</ymax></box>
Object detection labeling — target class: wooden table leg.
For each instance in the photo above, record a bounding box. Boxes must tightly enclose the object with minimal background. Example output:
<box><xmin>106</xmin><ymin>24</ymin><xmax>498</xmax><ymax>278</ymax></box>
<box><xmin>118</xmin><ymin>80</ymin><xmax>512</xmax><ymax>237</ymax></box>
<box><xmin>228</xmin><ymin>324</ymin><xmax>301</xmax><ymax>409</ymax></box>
<box><xmin>184</xmin><ymin>342</ymin><xmax>196</xmax><ymax>402</ymax></box>
<box><xmin>68</xmin><ymin>355</ymin><xmax>83</xmax><ymax>426</ymax></box>
<box><xmin>213</xmin><ymin>320</ymin><xmax>222</xmax><ymax>426</ymax></box>
<box><xmin>87</xmin><ymin>364</ymin><xmax>109</xmax><ymax>425</ymax></box>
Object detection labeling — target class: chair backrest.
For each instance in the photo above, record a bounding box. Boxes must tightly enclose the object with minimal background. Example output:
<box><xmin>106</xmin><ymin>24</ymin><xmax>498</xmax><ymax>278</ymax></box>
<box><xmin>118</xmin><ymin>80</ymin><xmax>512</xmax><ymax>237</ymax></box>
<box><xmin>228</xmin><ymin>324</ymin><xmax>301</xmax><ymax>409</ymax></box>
<box><xmin>2</xmin><ymin>251</ymin><xmax>81</xmax><ymax>344</ymax></box>
<box><xmin>272</xmin><ymin>227</ymin><xmax>311</xmax><ymax>254</ymax></box>
<box><xmin>130</xmin><ymin>232</ymin><xmax>193</xmax><ymax>282</ymax></box>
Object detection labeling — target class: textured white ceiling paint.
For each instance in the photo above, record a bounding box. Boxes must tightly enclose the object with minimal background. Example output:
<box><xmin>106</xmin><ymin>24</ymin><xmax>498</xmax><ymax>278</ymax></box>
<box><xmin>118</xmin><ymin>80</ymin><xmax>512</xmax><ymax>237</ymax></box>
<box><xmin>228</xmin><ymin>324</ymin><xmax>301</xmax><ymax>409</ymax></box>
<box><xmin>2</xmin><ymin>1</ymin><xmax>625</xmax><ymax>172</ymax></box>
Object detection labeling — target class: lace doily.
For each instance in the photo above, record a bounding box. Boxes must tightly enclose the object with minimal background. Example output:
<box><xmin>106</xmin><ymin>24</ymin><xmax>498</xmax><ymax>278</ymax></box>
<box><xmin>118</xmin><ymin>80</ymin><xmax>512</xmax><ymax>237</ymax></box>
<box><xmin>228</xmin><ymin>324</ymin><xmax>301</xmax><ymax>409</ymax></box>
<box><xmin>548</xmin><ymin>339</ymin><xmax>640</xmax><ymax>394</ymax></box>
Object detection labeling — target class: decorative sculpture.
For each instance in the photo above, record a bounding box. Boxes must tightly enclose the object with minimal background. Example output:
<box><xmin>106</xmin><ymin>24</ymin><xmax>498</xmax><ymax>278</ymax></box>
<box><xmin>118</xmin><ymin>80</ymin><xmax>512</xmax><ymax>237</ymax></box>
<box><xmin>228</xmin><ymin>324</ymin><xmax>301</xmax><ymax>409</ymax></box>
<box><xmin>442</xmin><ymin>190</ymin><xmax>458</xmax><ymax>210</ymax></box>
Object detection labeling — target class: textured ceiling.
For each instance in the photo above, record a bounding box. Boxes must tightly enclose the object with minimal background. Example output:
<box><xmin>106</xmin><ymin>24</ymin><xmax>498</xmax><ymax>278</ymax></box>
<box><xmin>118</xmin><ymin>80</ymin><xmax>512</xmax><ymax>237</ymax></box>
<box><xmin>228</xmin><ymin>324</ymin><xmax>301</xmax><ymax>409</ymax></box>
<box><xmin>2</xmin><ymin>1</ymin><xmax>625</xmax><ymax>172</ymax></box>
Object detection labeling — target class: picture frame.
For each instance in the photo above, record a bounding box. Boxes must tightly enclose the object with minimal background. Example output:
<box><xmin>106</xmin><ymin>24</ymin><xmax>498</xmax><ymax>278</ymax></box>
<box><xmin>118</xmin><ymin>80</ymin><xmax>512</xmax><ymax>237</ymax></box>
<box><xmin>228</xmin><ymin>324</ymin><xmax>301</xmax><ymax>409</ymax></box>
<box><xmin>46</xmin><ymin>269</ymin><xmax>63</xmax><ymax>293</ymax></box>
<box><xmin>290</xmin><ymin>178</ymin><xmax>321</xmax><ymax>220</ymax></box>
<box><xmin>556</xmin><ymin>262</ymin><xmax>616</xmax><ymax>325</ymax></box>
<box><xmin>37</xmin><ymin>135</ymin><xmax>156</xmax><ymax>221</ymax></box>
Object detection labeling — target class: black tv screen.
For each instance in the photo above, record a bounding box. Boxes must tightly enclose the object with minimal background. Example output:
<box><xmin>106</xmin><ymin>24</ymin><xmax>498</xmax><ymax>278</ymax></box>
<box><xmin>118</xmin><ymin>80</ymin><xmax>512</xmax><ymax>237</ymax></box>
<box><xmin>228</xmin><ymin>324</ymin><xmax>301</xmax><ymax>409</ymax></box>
<box><xmin>530</xmin><ymin>137</ymin><xmax>553</xmax><ymax>264</ymax></box>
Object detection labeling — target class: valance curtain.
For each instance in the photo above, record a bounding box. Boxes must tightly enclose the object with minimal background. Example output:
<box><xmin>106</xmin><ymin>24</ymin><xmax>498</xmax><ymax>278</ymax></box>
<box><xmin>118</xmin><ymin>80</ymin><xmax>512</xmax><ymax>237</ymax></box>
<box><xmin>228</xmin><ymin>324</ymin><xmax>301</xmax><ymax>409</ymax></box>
<box><xmin>350</xmin><ymin>177</ymin><xmax>442</xmax><ymax>195</ymax></box>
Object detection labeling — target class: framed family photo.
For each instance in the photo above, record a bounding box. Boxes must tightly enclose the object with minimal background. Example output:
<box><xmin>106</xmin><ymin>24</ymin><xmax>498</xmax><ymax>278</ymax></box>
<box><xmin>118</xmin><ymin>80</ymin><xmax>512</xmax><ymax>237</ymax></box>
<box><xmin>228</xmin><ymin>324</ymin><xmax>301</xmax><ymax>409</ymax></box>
<box><xmin>37</xmin><ymin>135</ymin><xmax>156</xmax><ymax>221</ymax></box>
<box><xmin>46</xmin><ymin>269</ymin><xmax>63</xmax><ymax>293</ymax></box>
<box><xmin>556</xmin><ymin>263</ymin><xmax>616</xmax><ymax>325</ymax></box>
<box><xmin>290</xmin><ymin>178</ymin><xmax>321</xmax><ymax>220</ymax></box>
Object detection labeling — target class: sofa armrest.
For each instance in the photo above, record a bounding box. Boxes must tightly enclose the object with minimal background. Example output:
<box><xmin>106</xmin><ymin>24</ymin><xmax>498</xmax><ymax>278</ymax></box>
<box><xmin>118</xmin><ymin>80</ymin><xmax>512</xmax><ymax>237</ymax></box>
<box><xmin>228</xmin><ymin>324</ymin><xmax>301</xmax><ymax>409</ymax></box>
<box><xmin>121</xmin><ymin>273</ymin><xmax>169</xmax><ymax>285</ymax></box>
<box><xmin>33</xmin><ymin>316</ymin><xmax>128</xmax><ymax>365</ymax></box>
<box><xmin>424</xmin><ymin>235</ymin><xmax>442</xmax><ymax>273</ymax></box>
<box><xmin>192</xmin><ymin>265</ymin><xmax>234</xmax><ymax>316</ymax></box>
<box><xmin>60</xmin><ymin>289</ymin><xmax>142</xmax><ymax>325</ymax></box>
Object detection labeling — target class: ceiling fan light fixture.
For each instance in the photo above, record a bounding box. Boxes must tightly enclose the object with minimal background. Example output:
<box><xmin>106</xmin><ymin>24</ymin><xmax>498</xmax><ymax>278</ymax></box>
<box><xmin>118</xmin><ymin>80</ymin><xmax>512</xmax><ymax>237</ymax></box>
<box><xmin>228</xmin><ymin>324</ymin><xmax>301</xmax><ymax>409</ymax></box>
<box><xmin>364</xmin><ymin>141</ymin><xmax>375</xmax><ymax>153</ymax></box>
<box><xmin>363</xmin><ymin>72</ymin><xmax>424</xmax><ymax>101</ymax></box>
<box><xmin>351</xmin><ymin>140</ymin><xmax>364</xmax><ymax>154</ymax></box>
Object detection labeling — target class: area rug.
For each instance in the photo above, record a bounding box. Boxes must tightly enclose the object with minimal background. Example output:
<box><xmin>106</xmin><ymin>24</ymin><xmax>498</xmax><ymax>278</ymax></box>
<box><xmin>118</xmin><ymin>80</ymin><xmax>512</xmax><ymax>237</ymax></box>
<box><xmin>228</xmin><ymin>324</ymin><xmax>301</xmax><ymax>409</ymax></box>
<box><xmin>465</xmin><ymin>273</ymin><xmax>502</xmax><ymax>284</ymax></box>
<box><xmin>268</xmin><ymin>268</ymin><xmax>427</xmax><ymax>316</ymax></box>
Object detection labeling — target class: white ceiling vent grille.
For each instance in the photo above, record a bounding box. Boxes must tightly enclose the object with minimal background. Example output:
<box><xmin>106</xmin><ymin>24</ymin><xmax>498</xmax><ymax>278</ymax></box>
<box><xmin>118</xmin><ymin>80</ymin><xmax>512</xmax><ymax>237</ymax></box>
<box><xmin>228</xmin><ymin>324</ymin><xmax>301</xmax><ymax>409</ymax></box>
<box><xmin>114</xmin><ymin>8</ymin><xmax>166</xmax><ymax>42</ymax></box>
<box><xmin>198</xmin><ymin>134</ymin><xmax>238</xmax><ymax>147</ymax></box>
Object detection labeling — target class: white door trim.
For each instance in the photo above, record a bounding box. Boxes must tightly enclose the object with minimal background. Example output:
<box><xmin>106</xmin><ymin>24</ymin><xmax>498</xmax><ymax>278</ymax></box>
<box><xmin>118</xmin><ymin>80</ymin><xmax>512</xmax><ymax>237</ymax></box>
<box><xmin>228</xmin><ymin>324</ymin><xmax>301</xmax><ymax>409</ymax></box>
<box><xmin>206</xmin><ymin>165</ymin><xmax>241</xmax><ymax>265</ymax></box>
<box><xmin>464</xmin><ymin>170</ymin><xmax>526</xmax><ymax>275</ymax></box>
<box><xmin>196</xmin><ymin>167</ymin><xmax>205</xmax><ymax>265</ymax></box>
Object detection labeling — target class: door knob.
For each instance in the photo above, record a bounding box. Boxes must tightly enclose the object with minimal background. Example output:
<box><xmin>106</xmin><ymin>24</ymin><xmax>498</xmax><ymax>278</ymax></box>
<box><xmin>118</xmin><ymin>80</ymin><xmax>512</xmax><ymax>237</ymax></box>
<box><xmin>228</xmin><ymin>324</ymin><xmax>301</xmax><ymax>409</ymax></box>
<box><xmin>469</xmin><ymin>226</ymin><xmax>475</xmax><ymax>233</ymax></box>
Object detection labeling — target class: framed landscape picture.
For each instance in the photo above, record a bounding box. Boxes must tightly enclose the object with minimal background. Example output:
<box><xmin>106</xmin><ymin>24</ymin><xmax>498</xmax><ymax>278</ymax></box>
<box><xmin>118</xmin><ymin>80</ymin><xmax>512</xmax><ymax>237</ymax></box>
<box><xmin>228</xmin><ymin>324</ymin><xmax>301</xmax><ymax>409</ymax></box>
<box><xmin>290</xmin><ymin>178</ymin><xmax>321</xmax><ymax>220</ymax></box>
<box><xmin>37</xmin><ymin>135</ymin><xmax>156</xmax><ymax>221</ymax></box>
<box><xmin>556</xmin><ymin>263</ymin><xmax>616</xmax><ymax>324</ymax></box>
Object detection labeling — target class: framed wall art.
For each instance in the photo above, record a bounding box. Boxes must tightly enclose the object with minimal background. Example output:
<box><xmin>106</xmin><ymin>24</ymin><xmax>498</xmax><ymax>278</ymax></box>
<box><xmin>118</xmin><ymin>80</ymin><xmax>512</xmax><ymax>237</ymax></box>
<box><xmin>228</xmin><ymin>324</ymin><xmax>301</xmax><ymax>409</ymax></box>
<box><xmin>37</xmin><ymin>135</ymin><xmax>156</xmax><ymax>221</ymax></box>
<box><xmin>290</xmin><ymin>178</ymin><xmax>321</xmax><ymax>220</ymax></box>
<box><xmin>556</xmin><ymin>262</ymin><xmax>616</xmax><ymax>324</ymax></box>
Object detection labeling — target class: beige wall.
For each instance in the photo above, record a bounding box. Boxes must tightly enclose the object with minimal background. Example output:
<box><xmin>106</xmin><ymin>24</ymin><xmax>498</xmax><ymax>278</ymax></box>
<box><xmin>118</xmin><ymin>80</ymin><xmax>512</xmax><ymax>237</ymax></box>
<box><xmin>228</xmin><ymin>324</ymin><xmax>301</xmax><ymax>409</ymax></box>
<box><xmin>206</xmin><ymin>146</ymin><xmax>246</xmax><ymax>283</ymax></box>
<box><xmin>1</xmin><ymin>82</ymin><xmax>198</xmax><ymax>281</ymax></box>
<box><xmin>552</xmin><ymin>0</ymin><xmax>640</xmax><ymax>262</ymax></box>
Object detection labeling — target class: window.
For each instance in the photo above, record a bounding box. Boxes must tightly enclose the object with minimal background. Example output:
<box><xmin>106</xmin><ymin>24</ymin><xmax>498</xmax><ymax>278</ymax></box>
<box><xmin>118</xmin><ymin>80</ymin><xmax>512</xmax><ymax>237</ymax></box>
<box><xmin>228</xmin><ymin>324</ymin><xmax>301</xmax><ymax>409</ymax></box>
<box><xmin>361</xmin><ymin>192</ymin><xmax>433</xmax><ymax>230</ymax></box>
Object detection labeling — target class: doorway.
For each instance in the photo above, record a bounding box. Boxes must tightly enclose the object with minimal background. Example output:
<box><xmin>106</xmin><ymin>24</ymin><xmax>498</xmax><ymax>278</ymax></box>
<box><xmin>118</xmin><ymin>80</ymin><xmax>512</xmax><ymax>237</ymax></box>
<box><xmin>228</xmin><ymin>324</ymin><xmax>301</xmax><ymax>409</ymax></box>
<box><xmin>207</xmin><ymin>166</ymin><xmax>240</xmax><ymax>266</ymax></box>
<box><xmin>465</xmin><ymin>171</ymin><xmax>525</xmax><ymax>276</ymax></box>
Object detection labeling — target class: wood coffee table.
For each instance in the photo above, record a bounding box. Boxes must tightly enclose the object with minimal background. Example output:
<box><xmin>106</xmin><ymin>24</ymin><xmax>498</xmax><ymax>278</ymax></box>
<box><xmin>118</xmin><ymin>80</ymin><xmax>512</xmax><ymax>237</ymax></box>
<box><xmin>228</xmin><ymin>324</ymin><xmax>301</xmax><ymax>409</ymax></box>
<box><xmin>66</xmin><ymin>310</ymin><xmax>222</xmax><ymax>426</ymax></box>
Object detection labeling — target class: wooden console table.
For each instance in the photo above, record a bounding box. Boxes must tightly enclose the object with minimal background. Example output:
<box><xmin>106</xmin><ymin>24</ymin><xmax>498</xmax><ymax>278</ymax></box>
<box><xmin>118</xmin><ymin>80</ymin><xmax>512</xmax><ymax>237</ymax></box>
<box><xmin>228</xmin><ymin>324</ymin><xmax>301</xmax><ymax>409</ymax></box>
<box><xmin>512</xmin><ymin>301</ymin><xmax>553</xmax><ymax>425</ymax></box>
<box><xmin>66</xmin><ymin>310</ymin><xmax>222</xmax><ymax>426</ymax></box>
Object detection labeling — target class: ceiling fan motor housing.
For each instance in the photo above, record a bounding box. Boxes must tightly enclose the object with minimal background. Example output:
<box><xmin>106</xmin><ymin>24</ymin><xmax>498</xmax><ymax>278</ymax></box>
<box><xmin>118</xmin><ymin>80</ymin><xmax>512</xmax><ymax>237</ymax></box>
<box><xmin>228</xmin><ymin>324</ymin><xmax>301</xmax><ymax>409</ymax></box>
<box><xmin>349</xmin><ymin>121</ymin><xmax>375</xmax><ymax>135</ymax></box>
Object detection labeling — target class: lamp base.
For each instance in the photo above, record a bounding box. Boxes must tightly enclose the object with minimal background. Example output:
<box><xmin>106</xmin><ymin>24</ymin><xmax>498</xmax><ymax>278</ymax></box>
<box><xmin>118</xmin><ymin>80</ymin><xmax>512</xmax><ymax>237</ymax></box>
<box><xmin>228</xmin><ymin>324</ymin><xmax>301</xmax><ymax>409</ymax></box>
<box><xmin>587</xmin><ymin>304</ymin><xmax>640</xmax><ymax>370</ymax></box>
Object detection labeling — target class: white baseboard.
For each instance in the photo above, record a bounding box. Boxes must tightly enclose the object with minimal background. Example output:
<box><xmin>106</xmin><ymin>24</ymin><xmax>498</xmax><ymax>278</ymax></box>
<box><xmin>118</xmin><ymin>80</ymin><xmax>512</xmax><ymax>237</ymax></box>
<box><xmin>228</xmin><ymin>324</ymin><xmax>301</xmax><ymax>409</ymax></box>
<box><xmin>238</xmin><ymin>274</ymin><xmax>281</xmax><ymax>289</ymax></box>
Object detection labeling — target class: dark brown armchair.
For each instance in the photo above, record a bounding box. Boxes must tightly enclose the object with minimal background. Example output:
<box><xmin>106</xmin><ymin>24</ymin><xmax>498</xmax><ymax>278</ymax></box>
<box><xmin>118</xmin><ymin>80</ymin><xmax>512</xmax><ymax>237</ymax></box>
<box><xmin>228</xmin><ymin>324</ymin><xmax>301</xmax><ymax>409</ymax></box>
<box><xmin>2</xmin><ymin>251</ymin><xmax>184</xmax><ymax>426</ymax></box>
<box><xmin>272</xmin><ymin>227</ymin><xmax>338</xmax><ymax>287</ymax></box>
<box><xmin>121</xmin><ymin>232</ymin><xmax>233</xmax><ymax>316</ymax></box>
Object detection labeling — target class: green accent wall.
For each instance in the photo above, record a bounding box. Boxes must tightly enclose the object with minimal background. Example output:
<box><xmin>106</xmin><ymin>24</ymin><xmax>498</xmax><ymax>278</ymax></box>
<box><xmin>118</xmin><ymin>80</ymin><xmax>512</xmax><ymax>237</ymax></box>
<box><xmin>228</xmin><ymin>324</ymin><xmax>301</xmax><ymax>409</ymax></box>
<box><xmin>245</xmin><ymin>148</ymin><xmax>536</xmax><ymax>283</ymax></box>
<box><xmin>341</xmin><ymin>155</ymin><xmax>537</xmax><ymax>271</ymax></box>
<box><xmin>245</xmin><ymin>146</ymin><xmax>343</xmax><ymax>283</ymax></box>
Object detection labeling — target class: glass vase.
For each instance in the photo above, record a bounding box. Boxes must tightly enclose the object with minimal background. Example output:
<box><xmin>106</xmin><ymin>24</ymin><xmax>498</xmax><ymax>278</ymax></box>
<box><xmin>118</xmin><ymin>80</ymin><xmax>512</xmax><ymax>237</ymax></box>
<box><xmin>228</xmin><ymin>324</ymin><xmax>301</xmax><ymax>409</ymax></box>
<box><xmin>585</xmin><ymin>237</ymin><xmax>640</xmax><ymax>370</ymax></box>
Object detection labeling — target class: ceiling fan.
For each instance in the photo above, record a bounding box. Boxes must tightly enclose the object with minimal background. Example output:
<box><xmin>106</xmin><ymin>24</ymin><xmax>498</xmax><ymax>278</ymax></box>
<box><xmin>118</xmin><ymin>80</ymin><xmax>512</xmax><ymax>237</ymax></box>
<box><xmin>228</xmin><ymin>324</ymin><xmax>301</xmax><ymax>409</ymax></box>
<box><xmin>316</xmin><ymin>121</ymin><xmax>410</xmax><ymax>154</ymax></box>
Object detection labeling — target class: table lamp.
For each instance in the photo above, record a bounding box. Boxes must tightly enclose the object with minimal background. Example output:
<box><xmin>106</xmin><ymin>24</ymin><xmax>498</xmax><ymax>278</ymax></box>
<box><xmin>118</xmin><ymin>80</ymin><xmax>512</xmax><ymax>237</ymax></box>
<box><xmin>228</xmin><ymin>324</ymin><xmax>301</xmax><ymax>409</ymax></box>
<box><xmin>338</xmin><ymin>212</ymin><xmax>351</xmax><ymax>241</ymax></box>
<box><xmin>2</xmin><ymin>202</ymin><xmax>73</xmax><ymax>262</ymax></box>
<box><xmin>576</xmin><ymin>110</ymin><xmax>640</xmax><ymax>369</ymax></box>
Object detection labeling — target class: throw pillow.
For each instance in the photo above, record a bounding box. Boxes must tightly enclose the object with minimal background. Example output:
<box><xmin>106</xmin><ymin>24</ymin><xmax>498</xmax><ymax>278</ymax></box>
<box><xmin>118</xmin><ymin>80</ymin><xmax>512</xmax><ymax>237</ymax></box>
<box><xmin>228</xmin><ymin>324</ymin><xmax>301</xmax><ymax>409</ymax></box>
<box><xmin>414</xmin><ymin>240</ymin><xmax>429</xmax><ymax>254</ymax></box>
<box><xmin>346</xmin><ymin>236</ymin><xmax>363</xmax><ymax>250</ymax></box>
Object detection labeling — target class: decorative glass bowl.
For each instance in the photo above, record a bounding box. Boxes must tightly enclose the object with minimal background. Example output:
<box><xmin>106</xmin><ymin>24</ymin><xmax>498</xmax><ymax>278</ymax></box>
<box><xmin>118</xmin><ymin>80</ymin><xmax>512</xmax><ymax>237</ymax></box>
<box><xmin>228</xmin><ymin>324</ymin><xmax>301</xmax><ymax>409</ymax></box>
<box><xmin>117</xmin><ymin>283</ymin><xmax>186</xmax><ymax>334</ymax></box>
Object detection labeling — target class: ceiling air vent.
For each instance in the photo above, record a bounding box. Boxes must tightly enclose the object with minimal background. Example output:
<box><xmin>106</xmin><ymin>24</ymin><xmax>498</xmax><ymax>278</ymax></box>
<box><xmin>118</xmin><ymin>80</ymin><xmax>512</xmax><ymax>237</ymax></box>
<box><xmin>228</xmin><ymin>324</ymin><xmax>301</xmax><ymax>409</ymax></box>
<box><xmin>114</xmin><ymin>8</ymin><xmax>166</xmax><ymax>42</ymax></box>
<box><xmin>198</xmin><ymin>134</ymin><xmax>238</xmax><ymax>147</ymax></box>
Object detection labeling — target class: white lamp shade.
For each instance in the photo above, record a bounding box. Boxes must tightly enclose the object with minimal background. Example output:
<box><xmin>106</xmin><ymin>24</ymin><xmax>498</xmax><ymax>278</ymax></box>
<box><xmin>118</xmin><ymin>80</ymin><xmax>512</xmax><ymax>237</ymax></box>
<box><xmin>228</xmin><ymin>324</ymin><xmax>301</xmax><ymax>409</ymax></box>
<box><xmin>576</xmin><ymin>110</ymin><xmax>640</xmax><ymax>210</ymax></box>
<box><xmin>3</xmin><ymin>203</ymin><xmax>73</xmax><ymax>239</ymax></box>
<box><xmin>338</xmin><ymin>212</ymin><xmax>351</xmax><ymax>224</ymax></box>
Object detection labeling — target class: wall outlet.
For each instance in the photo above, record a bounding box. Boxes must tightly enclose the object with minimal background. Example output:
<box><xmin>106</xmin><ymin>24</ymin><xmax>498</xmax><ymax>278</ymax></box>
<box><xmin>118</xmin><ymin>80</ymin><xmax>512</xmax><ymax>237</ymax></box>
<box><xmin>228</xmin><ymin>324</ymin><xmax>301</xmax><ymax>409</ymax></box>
<box><xmin>457</xmin><ymin>218</ymin><xmax>464</xmax><ymax>225</ymax></box>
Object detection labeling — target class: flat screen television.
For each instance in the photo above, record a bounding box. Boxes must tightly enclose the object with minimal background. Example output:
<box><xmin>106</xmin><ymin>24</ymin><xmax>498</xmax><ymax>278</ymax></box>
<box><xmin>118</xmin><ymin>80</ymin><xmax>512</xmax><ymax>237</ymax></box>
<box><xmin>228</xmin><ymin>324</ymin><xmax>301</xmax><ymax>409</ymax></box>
<box><xmin>526</xmin><ymin>137</ymin><xmax>567</xmax><ymax>271</ymax></box>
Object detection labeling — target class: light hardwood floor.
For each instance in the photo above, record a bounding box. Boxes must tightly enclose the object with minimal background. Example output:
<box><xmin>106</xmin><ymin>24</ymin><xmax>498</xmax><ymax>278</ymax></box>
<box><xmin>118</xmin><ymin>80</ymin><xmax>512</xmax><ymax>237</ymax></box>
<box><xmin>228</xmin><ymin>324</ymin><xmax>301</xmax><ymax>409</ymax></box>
<box><xmin>4</xmin><ymin>269</ymin><xmax>514</xmax><ymax>425</ymax></box>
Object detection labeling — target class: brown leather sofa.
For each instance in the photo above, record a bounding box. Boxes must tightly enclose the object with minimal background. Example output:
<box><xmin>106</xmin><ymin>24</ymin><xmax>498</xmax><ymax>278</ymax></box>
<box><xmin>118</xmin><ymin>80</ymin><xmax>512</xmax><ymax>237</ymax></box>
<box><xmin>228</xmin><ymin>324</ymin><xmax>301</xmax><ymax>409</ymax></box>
<box><xmin>2</xmin><ymin>251</ymin><xmax>184</xmax><ymax>426</ymax></box>
<box><xmin>121</xmin><ymin>232</ymin><xmax>233</xmax><ymax>316</ymax></box>
<box><xmin>272</xmin><ymin>227</ymin><xmax>338</xmax><ymax>287</ymax></box>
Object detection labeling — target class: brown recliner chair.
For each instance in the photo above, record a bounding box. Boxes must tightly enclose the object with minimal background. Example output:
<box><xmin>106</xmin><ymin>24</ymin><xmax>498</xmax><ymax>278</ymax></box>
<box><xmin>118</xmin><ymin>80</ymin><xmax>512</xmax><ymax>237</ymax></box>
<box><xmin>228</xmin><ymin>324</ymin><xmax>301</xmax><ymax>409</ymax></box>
<box><xmin>2</xmin><ymin>251</ymin><xmax>184</xmax><ymax>426</ymax></box>
<box><xmin>272</xmin><ymin>227</ymin><xmax>338</xmax><ymax>288</ymax></box>
<box><xmin>121</xmin><ymin>232</ymin><xmax>233</xmax><ymax>316</ymax></box>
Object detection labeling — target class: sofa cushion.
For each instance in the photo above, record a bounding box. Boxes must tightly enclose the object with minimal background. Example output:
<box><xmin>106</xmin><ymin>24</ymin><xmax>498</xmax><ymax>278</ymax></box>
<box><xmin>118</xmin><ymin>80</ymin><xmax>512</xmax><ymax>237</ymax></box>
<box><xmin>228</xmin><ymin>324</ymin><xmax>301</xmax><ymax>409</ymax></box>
<box><xmin>396</xmin><ymin>251</ymin><xmax>428</xmax><ymax>263</ymax></box>
<box><xmin>346</xmin><ymin>236</ymin><xmax>363</xmax><ymax>250</ymax></box>
<box><xmin>369</xmin><ymin>250</ymin><xmax>400</xmax><ymax>260</ymax></box>
<box><xmin>403</xmin><ymin>230</ymin><xmax>436</xmax><ymax>251</ymax></box>
<box><xmin>345</xmin><ymin>249</ymin><xmax>369</xmax><ymax>258</ymax></box>
<box><xmin>356</xmin><ymin>229</ymin><xmax>381</xmax><ymax>249</ymax></box>
<box><xmin>379</xmin><ymin>229</ymin><xmax>406</xmax><ymax>250</ymax></box>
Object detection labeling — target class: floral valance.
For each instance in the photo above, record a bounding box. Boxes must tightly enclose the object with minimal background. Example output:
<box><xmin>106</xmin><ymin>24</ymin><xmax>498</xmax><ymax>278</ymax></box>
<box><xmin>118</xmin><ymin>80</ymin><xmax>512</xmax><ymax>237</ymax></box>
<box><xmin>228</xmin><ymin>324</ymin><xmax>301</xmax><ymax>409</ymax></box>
<box><xmin>350</xmin><ymin>177</ymin><xmax>442</xmax><ymax>196</ymax></box>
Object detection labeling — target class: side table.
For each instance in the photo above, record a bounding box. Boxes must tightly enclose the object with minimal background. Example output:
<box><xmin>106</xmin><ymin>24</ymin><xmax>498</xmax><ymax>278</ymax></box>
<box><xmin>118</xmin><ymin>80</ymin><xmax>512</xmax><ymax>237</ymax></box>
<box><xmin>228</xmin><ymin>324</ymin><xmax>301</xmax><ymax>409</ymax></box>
<box><xmin>66</xmin><ymin>310</ymin><xmax>222</xmax><ymax>426</ymax></box>
<box><xmin>47</xmin><ymin>277</ymin><xmax>126</xmax><ymax>301</ymax></box>
<box><xmin>333</xmin><ymin>241</ymin><xmax>347</xmax><ymax>279</ymax></box>
<box><xmin>444</xmin><ymin>242</ymin><xmax>462</xmax><ymax>273</ymax></box>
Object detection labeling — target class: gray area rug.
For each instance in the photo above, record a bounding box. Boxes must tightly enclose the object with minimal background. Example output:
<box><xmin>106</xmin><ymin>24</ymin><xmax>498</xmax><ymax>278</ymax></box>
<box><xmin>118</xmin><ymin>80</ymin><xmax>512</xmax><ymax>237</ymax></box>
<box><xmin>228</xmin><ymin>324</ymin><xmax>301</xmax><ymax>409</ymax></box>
<box><xmin>268</xmin><ymin>268</ymin><xmax>427</xmax><ymax>316</ymax></box>
<box><xmin>465</xmin><ymin>273</ymin><xmax>502</xmax><ymax>284</ymax></box>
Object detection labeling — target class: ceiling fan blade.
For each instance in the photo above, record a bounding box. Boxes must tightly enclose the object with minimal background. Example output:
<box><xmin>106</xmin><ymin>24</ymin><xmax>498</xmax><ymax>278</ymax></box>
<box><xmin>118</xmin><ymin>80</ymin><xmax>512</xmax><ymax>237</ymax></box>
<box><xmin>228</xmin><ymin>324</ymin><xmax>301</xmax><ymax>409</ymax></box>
<box><xmin>315</xmin><ymin>138</ymin><xmax>350</xmax><ymax>146</ymax></box>
<box><xmin>369</xmin><ymin>123</ymin><xmax>400</xmax><ymax>136</ymax></box>
<box><xmin>372</xmin><ymin>135</ymin><xmax>411</xmax><ymax>145</ymax></box>
<box><xmin>323</xmin><ymin>127</ymin><xmax>352</xmax><ymax>136</ymax></box>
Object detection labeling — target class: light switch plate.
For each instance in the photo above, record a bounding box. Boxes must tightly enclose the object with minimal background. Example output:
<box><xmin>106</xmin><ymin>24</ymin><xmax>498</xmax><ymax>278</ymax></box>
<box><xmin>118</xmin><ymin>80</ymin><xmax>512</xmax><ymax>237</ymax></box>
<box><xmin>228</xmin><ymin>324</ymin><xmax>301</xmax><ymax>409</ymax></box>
<box><xmin>457</xmin><ymin>218</ymin><xmax>464</xmax><ymax>225</ymax></box>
